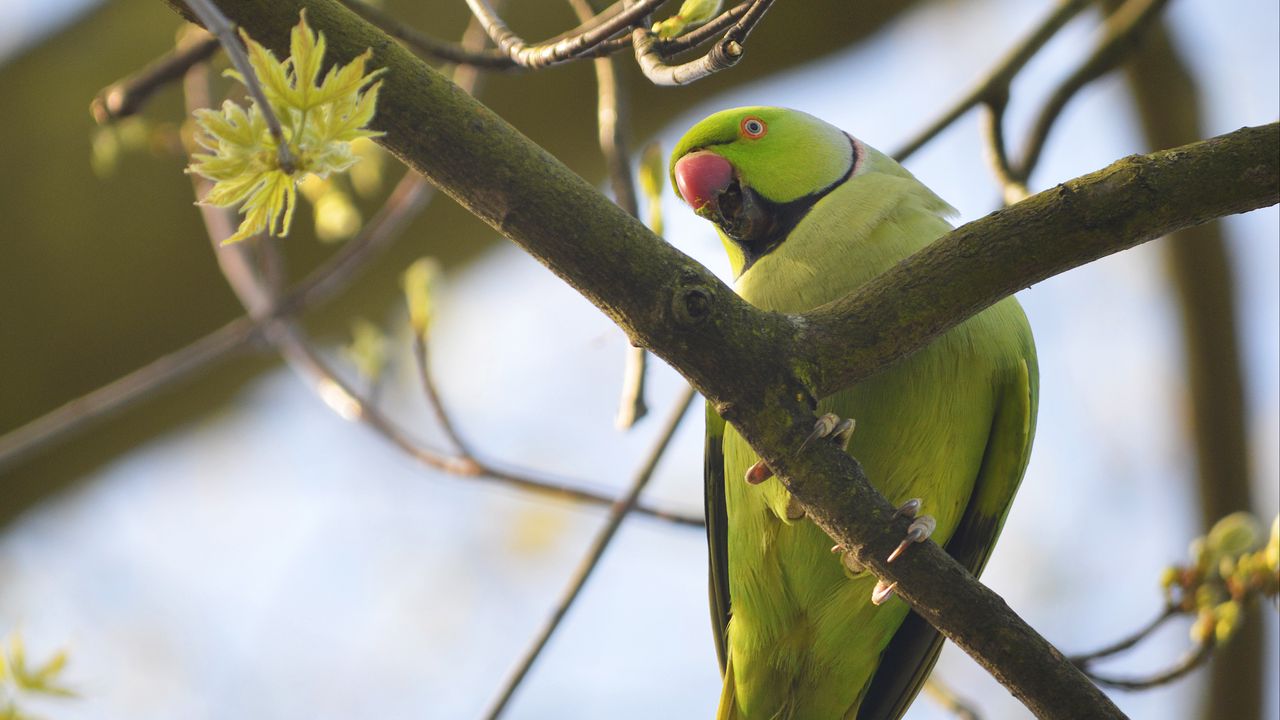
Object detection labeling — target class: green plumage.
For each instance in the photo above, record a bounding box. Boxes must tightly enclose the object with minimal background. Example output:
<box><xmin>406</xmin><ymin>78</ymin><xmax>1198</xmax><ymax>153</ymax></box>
<box><xmin>672</xmin><ymin>107</ymin><xmax>1038</xmax><ymax>720</ymax></box>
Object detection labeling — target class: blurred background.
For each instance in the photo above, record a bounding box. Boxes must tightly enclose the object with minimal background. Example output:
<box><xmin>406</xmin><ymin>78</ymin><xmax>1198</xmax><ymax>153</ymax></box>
<box><xmin>0</xmin><ymin>0</ymin><xmax>1276</xmax><ymax>718</ymax></box>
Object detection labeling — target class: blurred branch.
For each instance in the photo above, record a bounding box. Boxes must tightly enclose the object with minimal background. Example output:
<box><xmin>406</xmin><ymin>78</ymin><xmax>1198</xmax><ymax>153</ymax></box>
<box><xmin>482</xmin><ymin>385</ymin><xmax>697</xmax><ymax>718</ymax></box>
<box><xmin>1084</xmin><ymin>637</ymin><xmax>1215</xmax><ymax>690</ymax></box>
<box><xmin>410</xmin><ymin>334</ymin><xmax>473</xmax><ymax>458</ymax></box>
<box><xmin>162</xmin><ymin>3</ymin><xmax>1278</xmax><ymax>716</ymax></box>
<box><xmin>566</xmin><ymin>0</ymin><xmax>651</xmax><ymax>429</ymax></box>
<box><xmin>1012</xmin><ymin>0</ymin><xmax>1170</xmax><ymax>184</ymax></box>
<box><xmin>1069</xmin><ymin>605</ymin><xmax>1178</xmax><ymax>665</ymax></box>
<box><xmin>91</xmin><ymin>32</ymin><xmax>221</xmax><ymax>124</ymax></box>
<box><xmin>1113</xmin><ymin>7</ymin><xmax>1261</xmax><ymax>716</ymax></box>
<box><xmin>894</xmin><ymin>0</ymin><xmax>1090</xmax><ymax>161</ymax></box>
<box><xmin>181</xmin><ymin>30</ymin><xmax>703</xmax><ymax>529</ymax></box>
<box><xmin>923</xmin><ymin>677</ymin><xmax>982</xmax><ymax>720</ymax></box>
<box><xmin>334</xmin><ymin>0</ymin><xmax>515</xmax><ymax>68</ymax></box>
<box><xmin>0</xmin><ymin>315</ymin><xmax>258</xmax><ymax>473</ymax></box>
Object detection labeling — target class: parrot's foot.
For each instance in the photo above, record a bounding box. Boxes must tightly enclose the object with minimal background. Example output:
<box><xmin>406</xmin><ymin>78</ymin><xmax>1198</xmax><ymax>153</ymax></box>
<box><xmin>800</xmin><ymin>413</ymin><xmax>856</xmax><ymax>451</ymax></box>
<box><xmin>785</xmin><ymin>495</ymin><xmax>806</xmax><ymax>521</ymax></box>
<box><xmin>886</xmin><ymin>498</ymin><xmax>936</xmax><ymax>563</ymax></box>
<box><xmin>832</xmin><ymin>543</ymin><xmax>865</xmax><ymax>575</ymax></box>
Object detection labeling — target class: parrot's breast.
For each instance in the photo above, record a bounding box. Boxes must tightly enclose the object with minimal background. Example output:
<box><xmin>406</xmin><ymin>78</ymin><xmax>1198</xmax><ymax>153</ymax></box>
<box><xmin>717</xmin><ymin>174</ymin><xmax>1017</xmax><ymax>718</ymax></box>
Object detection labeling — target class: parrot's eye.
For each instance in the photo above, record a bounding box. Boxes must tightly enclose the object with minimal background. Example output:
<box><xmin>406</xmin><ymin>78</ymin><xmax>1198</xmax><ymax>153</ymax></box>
<box><xmin>740</xmin><ymin>116</ymin><xmax>767</xmax><ymax>139</ymax></box>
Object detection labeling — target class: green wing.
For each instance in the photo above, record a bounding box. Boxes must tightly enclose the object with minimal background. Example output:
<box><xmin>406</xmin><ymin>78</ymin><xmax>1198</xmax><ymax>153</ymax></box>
<box><xmin>705</xmin><ymin>400</ymin><xmax>731</xmax><ymax>676</ymax></box>
<box><xmin>859</xmin><ymin>349</ymin><xmax>1039</xmax><ymax>720</ymax></box>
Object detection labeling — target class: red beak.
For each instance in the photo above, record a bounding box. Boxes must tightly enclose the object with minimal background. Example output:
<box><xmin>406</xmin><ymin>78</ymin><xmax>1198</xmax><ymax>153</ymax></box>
<box><xmin>674</xmin><ymin>151</ymin><xmax>734</xmax><ymax>212</ymax></box>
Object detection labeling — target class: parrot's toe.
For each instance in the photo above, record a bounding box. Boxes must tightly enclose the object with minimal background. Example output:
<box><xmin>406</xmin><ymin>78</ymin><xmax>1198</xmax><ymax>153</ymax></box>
<box><xmin>886</xmin><ymin>498</ymin><xmax>937</xmax><ymax>563</ymax></box>
<box><xmin>800</xmin><ymin>413</ymin><xmax>857</xmax><ymax>451</ymax></box>
<box><xmin>871</xmin><ymin>579</ymin><xmax>898</xmax><ymax>606</ymax></box>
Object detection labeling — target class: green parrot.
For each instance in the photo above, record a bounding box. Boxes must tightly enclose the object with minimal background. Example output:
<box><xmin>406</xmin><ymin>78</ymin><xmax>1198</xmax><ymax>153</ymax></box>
<box><xmin>670</xmin><ymin>107</ymin><xmax>1038</xmax><ymax>720</ymax></box>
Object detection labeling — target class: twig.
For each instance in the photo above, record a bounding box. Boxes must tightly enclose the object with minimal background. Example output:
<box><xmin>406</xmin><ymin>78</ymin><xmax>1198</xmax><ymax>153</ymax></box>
<box><xmin>1069</xmin><ymin>605</ymin><xmax>1178</xmax><ymax>665</ymax></box>
<box><xmin>466</xmin><ymin>0</ymin><xmax>667</xmax><ymax>69</ymax></box>
<box><xmin>0</xmin><ymin>316</ymin><xmax>258</xmax><ymax>473</ymax></box>
<box><xmin>593</xmin><ymin>1</ymin><xmax>750</xmax><ymax>57</ymax></box>
<box><xmin>1014</xmin><ymin>0</ymin><xmax>1171</xmax><ymax>182</ymax></box>
<box><xmin>334</xmin><ymin>0</ymin><xmax>515</xmax><ymax>68</ymax></box>
<box><xmin>91</xmin><ymin>33</ymin><xmax>221</xmax><ymax>124</ymax></box>
<box><xmin>979</xmin><ymin>93</ymin><xmax>1028</xmax><ymax>203</ymax></box>
<box><xmin>924</xmin><ymin>677</ymin><xmax>983</xmax><ymax>720</ymax></box>
<box><xmin>894</xmin><ymin>0</ymin><xmax>1091</xmax><ymax>161</ymax></box>
<box><xmin>566</xmin><ymin>0</ymin><xmax>650</xmax><ymax>429</ymax></box>
<box><xmin>1083</xmin><ymin>637</ymin><xmax>1215</xmax><ymax>690</ymax></box>
<box><xmin>631</xmin><ymin>0</ymin><xmax>774</xmax><ymax>86</ymax></box>
<box><xmin>481</xmin><ymin>385</ymin><xmax>697</xmax><ymax>719</ymax></box>
<box><xmin>411</xmin><ymin>334</ymin><xmax>473</xmax><ymax>457</ymax></box>
<box><xmin>183</xmin><ymin>37</ymin><xmax>703</xmax><ymax>529</ymax></box>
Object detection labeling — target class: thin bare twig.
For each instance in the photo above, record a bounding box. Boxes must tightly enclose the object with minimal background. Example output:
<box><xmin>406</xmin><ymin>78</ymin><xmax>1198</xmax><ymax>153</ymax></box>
<box><xmin>482</xmin><ymin>385</ymin><xmax>697</xmax><ymax>719</ymax></box>
<box><xmin>0</xmin><ymin>316</ymin><xmax>259</xmax><ymax>473</ymax></box>
<box><xmin>91</xmin><ymin>33</ymin><xmax>221</xmax><ymax>124</ymax></box>
<box><xmin>924</xmin><ymin>677</ymin><xmax>983</xmax><ymax>720</ymax></box>
<box><xmin>183</xmin><ymin>0</ymin><xmax>295</xmax><ymax>172</ymax></box>
<box><xmin>411</xmin><ymin>334</ymin><xmax>474</xmax><ymax>457</ymax></box>
<box><xmin>1069</xmin><ymin>605</ymin><xmax>1179</xmax><ymax>666</ymax></box>
<box><xmin>979</xmin><ymin>93</ymin><xmax>1028</xmax><ymax>203</ymax></box>
<box><xmin>893</xmin><ymin>0</ymin><xmax>1091</xmax><ymax>161</ymax></box>
<box><xmin>466</xmin><ymin>0</ymin><xmax>667</xmax><ymax>69</ymax></box>
<box><xmin>1082</xmin><ymin>637</ymin><xmax>1215</xmax><ymax>690</ymax></box>
<box><xmin>1014</xmin><ymin>0</ymin><xmax>1171</xmax><ymax>182</ymax></box>
<box><xmin>565</xmin><ymin>0</ymin><xmax>650</xmax><ymax>429</ymax></box>
<box><xmin>632</xmin><ymin>0</ymin><xmax>774</xmax><ymax>86</ymax></box>
<box><xmin>334</xmin><ymin>0</ymin><xmax>516</xmax><ymax>68</ymax></box>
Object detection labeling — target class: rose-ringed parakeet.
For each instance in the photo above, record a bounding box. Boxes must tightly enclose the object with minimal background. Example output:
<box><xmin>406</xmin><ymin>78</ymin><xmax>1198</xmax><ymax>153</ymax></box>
<box><xmin>670</xmin><ymin>107</ymin><xmax>1038</xmax><ymax>719</ymax></box>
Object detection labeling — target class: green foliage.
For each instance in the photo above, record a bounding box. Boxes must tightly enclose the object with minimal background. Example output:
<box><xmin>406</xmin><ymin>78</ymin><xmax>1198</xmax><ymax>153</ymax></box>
<box><xmin>1162</xmin><ymin>512</ymin><xmax>1280</xmax><ymax>646</ymax></box>
<box><xmin>0</xmin><ymin>633</ymin><xmax>74</xmax><ymax>720</ymax></box>
<box><xmin>402</xmin><ymin>258</ymin><xmax>444</xmax><ymax>338</ymax></box>
<box><xmin>342</xmin><ymin>317</ymin><xmax>389</xmax><ymax>385</ymax></box>
<box><xmin>187</xmin><ymin>11</ymin><xmax>385</xmax><ymax>244</ymax></box>
<box><xmin>651</xmin><ymin>0</ymin><xmax>723</xmax><ymax>39</ymax></box>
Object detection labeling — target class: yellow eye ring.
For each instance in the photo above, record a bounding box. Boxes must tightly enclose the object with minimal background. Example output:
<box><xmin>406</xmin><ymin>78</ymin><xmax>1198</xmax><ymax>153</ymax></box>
<box><xmin>740</xmin><ymin>116</ymin><xmax>767</xmax><ymax>139</ymax></box>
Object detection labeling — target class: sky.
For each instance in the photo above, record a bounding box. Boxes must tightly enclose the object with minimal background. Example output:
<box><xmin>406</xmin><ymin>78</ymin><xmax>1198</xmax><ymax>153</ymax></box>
<box><xmin>1</xmin><ymin>0</ymin><xmax>1277</xmax><ymax>718</ymax></box>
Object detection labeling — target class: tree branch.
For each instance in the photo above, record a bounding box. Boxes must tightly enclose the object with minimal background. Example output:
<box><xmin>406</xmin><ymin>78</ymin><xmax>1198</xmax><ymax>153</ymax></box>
<box><xmin>160</xmin><ymin>1</ymin><xmax>1279</xmax><ymax>716</ymax></box>
<box><xmin>804</xmin><ymin>123</ymin><xmax>1280</xmax><ymax>398</ymax></box>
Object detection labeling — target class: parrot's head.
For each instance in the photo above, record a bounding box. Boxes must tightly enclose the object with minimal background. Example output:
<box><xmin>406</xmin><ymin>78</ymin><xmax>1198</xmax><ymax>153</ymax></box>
<box><xmin>670</xmin><ymin>106</ymin><xmax>857</xmax><ymax>271</ymax></box>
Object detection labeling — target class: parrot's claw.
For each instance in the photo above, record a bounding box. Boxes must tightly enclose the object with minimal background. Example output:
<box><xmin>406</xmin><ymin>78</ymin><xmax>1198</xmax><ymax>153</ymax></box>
<box><xmin>871</xmin><ymin>580</ymin><xmax>897</xmax><ymax>606</ymax></box>
<box><xmin>745</xmin><ymin>459</ymin><xmax>773</xmax><ymax>485</ymax></box>
<box><xmin>894</xmin><ymin>497</ymin><xmax>922</xmax><ymax>519</ymax></box>
<box><xmin>886</xmin><ymin>498</ymin><xmax>936</xmax><ymax>563</ymax></box>
<box><xmin>800</xmin><ymin>413</ymin><xmax>856</xmax><ymax>451</ymax></box>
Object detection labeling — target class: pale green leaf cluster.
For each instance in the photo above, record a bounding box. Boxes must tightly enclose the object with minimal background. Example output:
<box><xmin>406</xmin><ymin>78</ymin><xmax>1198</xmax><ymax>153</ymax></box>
<box><xmin>651</xmin><ymin>0</ymin><xmax>723</xmax><ymax>39</ymax></box>
<box><xmin>402</xmin><ymin>258</ymin><xmax>444</xmax><ymax>337</ymax></box>
<box><xmin>188</xmin><ymin>11</ymin><xmax>385</xmax><ymax>244</ymax></box>
<box><xmin>1</xmin><ymin>632</ymin><xmax>75</xmax><ymax>720</ymax></box>
<box><xmin>1161</xmin><ymin>512</ymin><xmax>1280</xmax><ymax>646</ymax></box>
<box><xmin>343</xmin><ymin>317</ymin><xmax>390</xmax><ymax>384</ymax></box>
